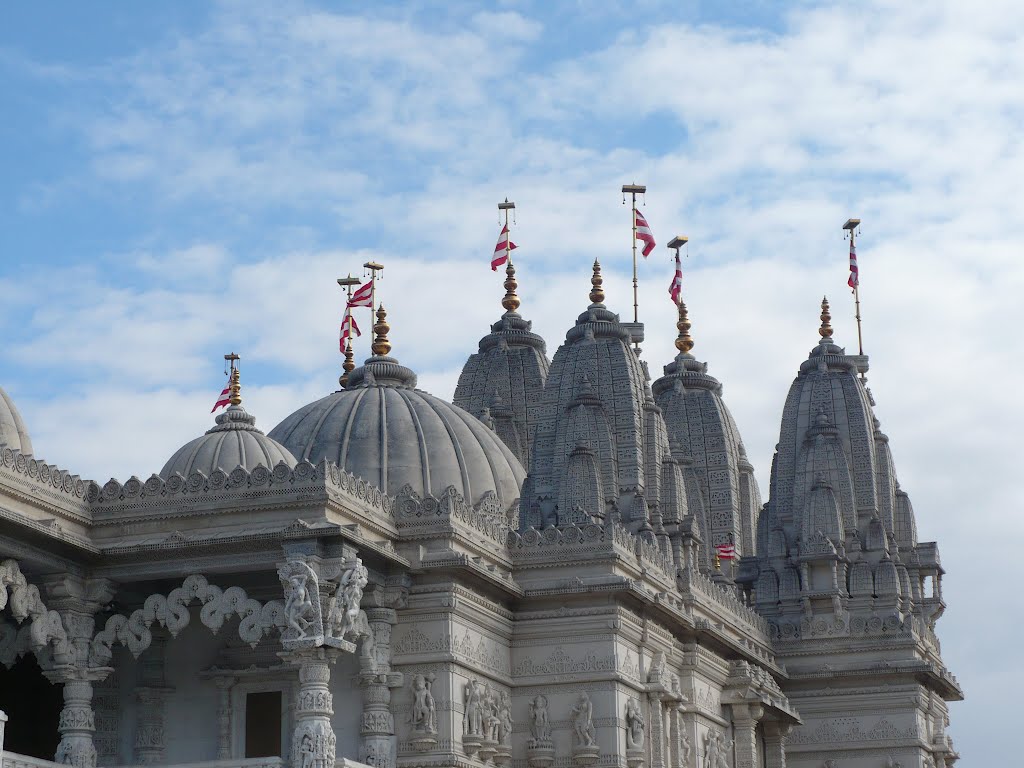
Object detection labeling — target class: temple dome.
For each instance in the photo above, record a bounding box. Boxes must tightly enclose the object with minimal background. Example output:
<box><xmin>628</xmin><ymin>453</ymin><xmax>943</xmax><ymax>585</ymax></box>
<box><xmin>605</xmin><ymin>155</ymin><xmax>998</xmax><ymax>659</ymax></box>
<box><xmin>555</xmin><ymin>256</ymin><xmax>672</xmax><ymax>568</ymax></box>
<box><xmin>161</xmin><ymin>403</ymin><xmax>297</xmax><ymax>479</ymax></box>
<box><xmin>269</xmin><ymin>354</ymin><xmax>526</xmax><ymax>507</ymax></box>
<box><xmin>0</xmin><ymin>386</ymin><xmax>34</xmax><ymax>455</ymax></box>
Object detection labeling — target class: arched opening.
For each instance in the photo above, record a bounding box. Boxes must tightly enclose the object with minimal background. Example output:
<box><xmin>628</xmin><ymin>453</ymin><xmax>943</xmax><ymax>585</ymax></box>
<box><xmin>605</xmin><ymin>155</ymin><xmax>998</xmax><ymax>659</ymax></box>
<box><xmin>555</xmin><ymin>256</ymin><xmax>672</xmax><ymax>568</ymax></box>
<box><xmin>0</xmin><ymin>653</ymin><xmax>62</xmax><ymax>759</ymax></box>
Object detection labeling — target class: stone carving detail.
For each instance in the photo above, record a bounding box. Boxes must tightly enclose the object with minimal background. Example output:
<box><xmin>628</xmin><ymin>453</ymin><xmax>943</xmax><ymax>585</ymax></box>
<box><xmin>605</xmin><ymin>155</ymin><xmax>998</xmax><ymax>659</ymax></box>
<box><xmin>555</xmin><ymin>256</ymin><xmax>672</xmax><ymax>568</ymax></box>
<box><xmin>281</xmin><ymin>561</ymin><xmax>323</xmax><ymax>646</ymax></box>
<box><xmin>396</xmin><ymin>484</ymin><xmax>515</xmax><ymax>545</ymax></box>
<box><xmin>571</xmin><ymin>692</ymin><xmax>599</xmax><ymax>766</ymax></box>
<box><xmin>626</xmin><ymin>698</ymin><xmax>646</xmax><ymax>749</ymax></box>
<box><xmin>463</xmin><ymin>677</ymin><xmax>486</xmax><ymax>755</ymax></box>
<box><xmin>702</xmin><ymin>731</ymin><xmax>731</xmax><ymax>768</ymax></box>
<box><xmin>0</xmin><ymin>559</ymin><xmax>71</xmax><ymax>664</ymax></box>
<box><xmin>514</xmin><ymin>645</ymin><xmax>616</xmax><ymax>678</ymax></box>
<box><xmin>528</xmin><ymin>695</ymin><xmax>552</xmax><ymax>744</ymax></box>
<box><xmin>393</xmin><ymin>626</ymin><xmax>510</xmax><ymax>675</ymax></box>
<box><xmin>410</xmin><ymin>673</ymin><xmax>437</xmax><ymax>735</ymax></box>
<box><xmin>0</xmin><ymin>448</ymin><xmax>89</xmax><ymax>501</ymax></box>
<box><xmin>787</xmin><ymin>718</ymin><xmax>916</xmax><ymax>746</ymax></box>
<box><xmin>89</xmin><ymin>458</ymin><xmax>394</xmax><ymax>517</ymax></box>
<box><xmin>327</xmin><ymin>559</ymin><xmax>368</xmax><ymax>640</ymax></box>
<box><xmin>89</xmin><ymin>574</ymin><xmax>286</xmax><ymax>665</ymax></box>
<box><xmin>295</xmin><ymin>721</ymin><xmax>336</xmax><ymax>768</ymax></box>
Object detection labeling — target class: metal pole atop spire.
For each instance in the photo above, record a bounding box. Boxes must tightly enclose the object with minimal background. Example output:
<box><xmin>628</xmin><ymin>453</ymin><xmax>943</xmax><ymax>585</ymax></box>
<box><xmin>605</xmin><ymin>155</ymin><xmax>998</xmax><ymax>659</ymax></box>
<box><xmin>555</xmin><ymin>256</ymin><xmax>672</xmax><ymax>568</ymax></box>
<box><xmin>499</xmin><ymin>198</ymin><xmax>515</xmax><ymax>266</ymax></box>
<box><xmin>622</xmin><ymin>183</ymin><xmax>646</xmax><ymax>327</ymax></box>
<box><xmin>843</xmin><ymin>218</ymin><xmax>864</xmax><ymax>356</ymax></box>
<box><xmin>337</xmin><ymin>274</ymin><xmax>360</xmax><ymax>387</ymax></box>
<box><xmin>223</xmin><ymin>352</ymin><xmax>241</xmax><ymax>406</ymax></box>
<box><xmin>498</xmin><ymin>199</ymin><xmax>520</xmax><ymax>314</ymax></box>
<box><xmin>363</xmin><ymin>261</ymin><xmax>384</xmax><ymax>312</ymax></box>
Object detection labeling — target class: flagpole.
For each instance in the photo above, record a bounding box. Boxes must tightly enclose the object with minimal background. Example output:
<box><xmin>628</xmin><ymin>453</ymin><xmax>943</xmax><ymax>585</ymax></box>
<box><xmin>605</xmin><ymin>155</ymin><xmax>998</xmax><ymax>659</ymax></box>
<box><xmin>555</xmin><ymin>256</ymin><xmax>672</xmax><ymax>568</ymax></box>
<box><xmin>843</xmin><ymin>218</ymin><xmax>863</xmax><ymax>356</ymax></box>
<box><xmin>363</xmin><ymin>260</ymin><xmax>384</xmax><ymax>334</ymax></box>
<box><xmin>499</xmin><ymin>198</ymin><xmax>516</xmax><ymax>267</ymax></box>
<box><xmin>337</xmin><ymin>274</ymin><xmax>360</xmax><ymax>386</ymax></box>
<box><xmin>622</xmin><ymin>183</ymin><xmax>646</xmax><ymax>325</ymax></box>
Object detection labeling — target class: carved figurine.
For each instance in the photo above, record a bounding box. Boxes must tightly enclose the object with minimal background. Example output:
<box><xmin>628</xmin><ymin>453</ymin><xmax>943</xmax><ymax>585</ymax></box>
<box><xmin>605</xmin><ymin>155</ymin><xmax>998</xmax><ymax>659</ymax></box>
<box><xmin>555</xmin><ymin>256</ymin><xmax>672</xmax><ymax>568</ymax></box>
<box><xmin>571</xmin><ymin>692</ymin><xmax>596</xmax><ymax>747</ymax></box>
<box><xmin>300</xmin><ymin>733</ymin><xmax>315</xmax><ymax>768</ymax></box>
<box><xmin>464</xmin><ymin>678</ymin><xmax>485</xmax><ymax>736</ymax></box>
<box><xmin>529</xmin><ymin>695</ymin><xmax>551</xmax><ymax>743</ymax></box>
<box><xmin>284</xmin><ymin>573</ymin><xmax>315</xmax><ymax>637</ymax></box>
<box><xmin>410</xmin><ymin>673</ymin><xmax>437</xmax><ymax>734</ymax></box>
<box><xmin>702</xmin><ymin>731</ymin><xmax>718</xmax><ymax>768</ymax></box>
<box><xmin>625</xmin><ymin>698</ymin><xmax>645</xmax><ymax>750</ymax></box>
<box><xmin>498</xmin><ymin>690</ymin><xmax>513</xmax><ymax>745</ymax></box>
<box><xmin>680</xmin><ymin>730</ymin><xmax>691</xmax><ymax>768</ymax></box>
<box><xmin>334</xmin><ymin>560</ymin><xmax>369</xmax><ymax>639</ymax></box>
<box><xmin>484</xmin><ymin>683</ymin><xmax>501</xmax><ymax>742</ymax></box>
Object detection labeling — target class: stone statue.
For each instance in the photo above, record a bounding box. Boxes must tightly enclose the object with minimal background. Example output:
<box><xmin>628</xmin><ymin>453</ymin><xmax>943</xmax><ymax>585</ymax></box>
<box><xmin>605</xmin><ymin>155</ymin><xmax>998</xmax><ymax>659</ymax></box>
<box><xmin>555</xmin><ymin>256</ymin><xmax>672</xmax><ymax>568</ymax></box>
<box><xmin>703</xmin><ymin>731</ymin><xmax>718</xmax><ymax>768</ymax></box>
<box><xmin>299</xmin><ymin>733</ymin><xmax>315</xmax><ymax>768</ymax></box>
<box><xmin>571</xmin><ymin>692</ymin><xmax>596</xmax><ymax>747</ymax></box>
<box><xmin>484</xmin><ymin>683</ymin><xmax>501</xmax><ymax>742</ymax></box>
<box><xmin>410</xmin><ymin>673</ymin><xmax>436</xmax><ymax>734</ymax></box>
<box><xmin>284</xmin><ymin>572</ymin><xmax>314</xmax><ymax>637</ymax></box>
<box><xmin>680</xmin><ymin>730</ymin><xmax>691</xmax><ymax>768</ymax></box>
<box><xmin>498</xmin><ymin>691</ymin><xmax>513</xmax><ymax>745</ymax></box>
<box><xmin>529</xmin><ymin>695</ymin><xmax>551</xmax><ymax>743</ymax></box>
<box><xmin>464</xmin><ymin>678</ymin><xmax>485</xmax><ymax>736</ymax></box>
<box><xmin>625</xmin><ymin>699</ymin><xmax>645</xmax><ymax>750</ymax></box>
<box><xmin>331</xmin><ymin>559</ymin><xmax>368</xmax><ymax>639</ymax></box>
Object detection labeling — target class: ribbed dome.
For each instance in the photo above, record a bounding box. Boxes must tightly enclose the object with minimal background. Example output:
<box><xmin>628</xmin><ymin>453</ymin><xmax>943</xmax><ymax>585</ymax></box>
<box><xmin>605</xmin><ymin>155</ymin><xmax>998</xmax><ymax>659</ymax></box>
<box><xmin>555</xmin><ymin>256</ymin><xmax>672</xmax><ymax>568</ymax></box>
<box><xmin>161</xmin><ymin>404</ymin><xmax>297</xmax><ymax>479</ymax></box>
<box><xmin>269</xmin><ymin>355</ymin><xmax>526</xmax><ymax>506</ymax></box>
<box><xmin>0</xmin><ymin>387</ymin><xmax>33</xmax><ymax>455</ymax></box>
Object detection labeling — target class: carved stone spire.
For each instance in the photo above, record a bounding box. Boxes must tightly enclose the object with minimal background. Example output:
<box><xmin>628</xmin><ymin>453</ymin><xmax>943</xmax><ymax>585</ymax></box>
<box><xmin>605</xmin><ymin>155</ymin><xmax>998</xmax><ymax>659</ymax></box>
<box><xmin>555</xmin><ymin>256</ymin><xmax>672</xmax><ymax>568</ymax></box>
<box><xmin>589</xmin><ymin>260</ymin><xmax>605</xmax><ymax>305</ymax></box>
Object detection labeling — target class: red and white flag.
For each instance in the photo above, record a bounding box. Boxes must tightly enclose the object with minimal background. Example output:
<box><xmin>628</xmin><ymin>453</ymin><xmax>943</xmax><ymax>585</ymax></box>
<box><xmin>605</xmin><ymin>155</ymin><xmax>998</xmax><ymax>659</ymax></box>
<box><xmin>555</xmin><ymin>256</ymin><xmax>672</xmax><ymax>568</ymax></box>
<box><xmin>211</xmin><ymin>381</ymin><xmax>231</xmax><ymax>413</ymax></box>
<box><xmin>348</xmin><ymin>280</ymin><xmax>373</xmax><ymax>308</ymax></box>
<box><xmin>491</xmin><ymin>225</ymin><xmax>517</xmax><ymax>271</ymax></box>
<box><xmin>339</xmin><ymin>312</ymin><xmax>361</xmax><ymax>351</ymax></box>
<box><xmin>668</xmin><ymin>253</ymin><xmax>683</xmax><ymax>304</ymax></box>
<box><xmin>715</xmin><ymin>542</ymin><xmax>736</xmax><ymax>560</ymax></box>
<box><xmin>847</xmin><ymin>239</ymin><xmax>859</xmax><ymax>290</ymax></box>
<box><xmin>634</xmin><ymin>209</ymin><xmax>656</xmax><ymax>257</ymax></box>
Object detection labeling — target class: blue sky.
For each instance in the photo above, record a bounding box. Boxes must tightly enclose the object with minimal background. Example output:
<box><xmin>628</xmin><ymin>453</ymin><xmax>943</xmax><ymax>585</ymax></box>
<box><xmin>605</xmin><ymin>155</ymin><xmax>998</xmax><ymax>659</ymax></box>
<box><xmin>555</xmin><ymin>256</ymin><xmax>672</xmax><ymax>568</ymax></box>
<box><xmin>3</xmin><ymin>1</ymin><xmax>1020</xmax><ymax>761</ymax></box>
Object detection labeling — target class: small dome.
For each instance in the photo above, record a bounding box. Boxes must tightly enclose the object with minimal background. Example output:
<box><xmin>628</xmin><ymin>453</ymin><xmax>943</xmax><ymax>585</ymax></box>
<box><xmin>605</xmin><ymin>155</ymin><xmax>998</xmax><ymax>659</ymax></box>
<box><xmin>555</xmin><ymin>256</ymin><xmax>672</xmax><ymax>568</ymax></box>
<box><xmin>269</xmin><ymin>355</ymin><xmax>526</xmax><ymax>506</ymax></box>
<box><xmin>161</xmin><ymin>404</ymin><xmax>297</xmax><ymax>479</ymax></box>
<box><xmin>0</xmin><ymin>386</ymin><xmax>34</xmax><ymax>455</ymax></box>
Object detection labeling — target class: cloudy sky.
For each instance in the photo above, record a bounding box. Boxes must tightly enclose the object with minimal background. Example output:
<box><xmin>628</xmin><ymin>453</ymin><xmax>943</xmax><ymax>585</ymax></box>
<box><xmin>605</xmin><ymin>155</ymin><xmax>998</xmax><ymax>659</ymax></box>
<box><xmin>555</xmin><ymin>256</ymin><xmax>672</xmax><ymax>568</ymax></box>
<box><xmin>2</xmin><ymin>0</ymin><xmax>1017</xmax><ymax>760</ymax></box>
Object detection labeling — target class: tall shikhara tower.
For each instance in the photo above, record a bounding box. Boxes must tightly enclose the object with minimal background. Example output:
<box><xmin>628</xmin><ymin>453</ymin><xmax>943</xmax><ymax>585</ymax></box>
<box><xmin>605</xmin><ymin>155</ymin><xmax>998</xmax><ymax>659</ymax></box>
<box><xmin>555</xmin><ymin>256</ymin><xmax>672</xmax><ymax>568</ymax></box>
<box><xmin>739</xmin><ymin>299</ymin><xmax>962</xmax><ymax>767</ymax></box>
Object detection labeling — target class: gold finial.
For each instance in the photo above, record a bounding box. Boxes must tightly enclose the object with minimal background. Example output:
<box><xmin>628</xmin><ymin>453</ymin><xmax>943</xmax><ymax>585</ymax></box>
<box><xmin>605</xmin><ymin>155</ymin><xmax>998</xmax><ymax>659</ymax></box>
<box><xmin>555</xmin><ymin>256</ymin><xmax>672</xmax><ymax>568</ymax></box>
<box><xmin>371</xmin><ymin>305</ymin><xmax>392</xmax><ymax>356</ymax></box>
<box><xmin>819</xmin><ymin>296</ymin><xmax>833</xmax><ymax>339</ymax></box>
<box><xmin>675</xmin><ymin>300</ymin><xmax>694</xmax><ymax>354</ymax></box>
<box><xmin>339</xmin><ymin>339</ymin><xmax>355</xmax><ymax>387</ymax></box>
<box><xmin>502</xmin><ymin>260</ymin><xmax>520</xmax><ymax>313</ymax></box>
<box><xmin>589</xmin><ymin>259</ymin><xmax>605</xmax><ymax>304</ymax></box>
<box><xmin>224</xmin><ymin>352</ymin><xmax>241</xmax><ymax>406</ymax></box>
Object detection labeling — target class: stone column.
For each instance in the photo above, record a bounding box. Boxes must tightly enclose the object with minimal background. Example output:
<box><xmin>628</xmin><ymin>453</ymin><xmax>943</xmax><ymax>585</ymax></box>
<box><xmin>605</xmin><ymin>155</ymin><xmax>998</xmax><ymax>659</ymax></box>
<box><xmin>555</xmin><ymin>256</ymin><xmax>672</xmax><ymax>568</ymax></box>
<box><xmin>730</xmin><ymin>703</ymin><xmax>763</xmax><ymax>768</ymax></box>
<box><xmin>134</xmin><ymin>634</ymin><xmax>172</xmax><ymax>765</ymax></box>
<box><xmin>214</xmin><ymin>676</ymin><xmax>237</xmax><ymax>760</ymax></box>
<box><xmin>45</xmin><ymin>672</ymin><xmax>101</xmax><ymax>768</ymax></box>
<box><xmin>290</xmin><ymin>647</ymin><xmax>340</xmax><ymax>768</ymax></box>
<box><xmin>762</xmin><ymin>720</ymin><xmax>790</xmax><ymax>768</ymax></box>
<box><xmin>359</xmin><ymin>606</ymin><xmax>400</xmax><ymax>768</ymax></box>
<box><xmin>648</xmin><ymin>693</ymin><xmax>666</xmax><ymax>768</ymax></box>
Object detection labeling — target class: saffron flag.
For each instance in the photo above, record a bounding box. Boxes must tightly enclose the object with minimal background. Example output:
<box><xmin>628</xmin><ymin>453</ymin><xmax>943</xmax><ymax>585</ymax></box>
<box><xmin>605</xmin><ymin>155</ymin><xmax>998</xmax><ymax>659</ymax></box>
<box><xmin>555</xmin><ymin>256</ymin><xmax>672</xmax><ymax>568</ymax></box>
<box><xmin>491</xmin><ymin>225</ymin><xmax>517</xmax><ymax>271</ymax></box>
<box><xmin>715</xmin><ymin>542</ymin><xmax>736</xmax><ymax>560</ymax></box>
<box><xmin>339</xmin><ymin>312</ymin><xmax>361</xmax><ymax>351</ymax></box>
<box><xmin>211</xmin><ymin>381</ymin><xmax>231</xmax><ymax>413</ymax></box>
<box><xmin>669</xmin><ymin>253</ymin><xmax>683</xmax><ymax>304</ymax></box>
<box><xmin>848</xmin><ymin>239</ymin><xmax>859</xmax><ymax>289</ymax></box>
<box><xmin>348</xmin><ymin>280</ymin><xmax>373</xmax><ymax>308</ymax></box>
<box><xmin>634</xmin><ymin>209</ymin><xmax>656</xmax><ymax>257</ymax></box>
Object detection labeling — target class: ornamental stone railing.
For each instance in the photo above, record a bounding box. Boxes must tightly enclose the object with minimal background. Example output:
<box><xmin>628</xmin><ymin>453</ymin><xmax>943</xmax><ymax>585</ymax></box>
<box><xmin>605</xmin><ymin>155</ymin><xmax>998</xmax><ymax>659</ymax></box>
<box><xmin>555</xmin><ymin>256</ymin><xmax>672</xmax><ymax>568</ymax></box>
<box><xmin>0</xmin><ymin>750</ymin><xmax>65</xmax><ymax>768</ymax></box>
<box><xmin>678</xmin><ymin>567</ymin><xmax>771</xmax><ymax>636</ymax></box>
<box><xmin>0</xmin><ymin>447</ymin><xmax>90</xmax><ymax>503</ymax></box>
<box><xmin>88</xmin><ymin>459</ymin><xmax>395</xmax><ymax>519</ymax></box>
<box><xmin>395</xmin><ymin>484</ymin><xmax>514</xmax><ymax>547</ymax></box>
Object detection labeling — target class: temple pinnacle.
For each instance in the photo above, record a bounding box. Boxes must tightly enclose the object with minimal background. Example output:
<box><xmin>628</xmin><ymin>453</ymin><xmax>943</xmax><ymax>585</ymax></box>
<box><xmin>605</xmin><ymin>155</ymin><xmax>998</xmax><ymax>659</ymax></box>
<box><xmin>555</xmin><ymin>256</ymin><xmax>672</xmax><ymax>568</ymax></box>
<box><xmin>372</xmin><ymin>305</ymin><xmax>392</xmax><ymax>357</ymax></box>
<box><xmin>225</xmin><ymin>352</ymin><xmax>242</xmax><ymax>406</ymax></box>
<box><xmin>589</xmin><ymin>259</ymin><xmax>605</xmax><ymax>305</ymax></box>
<box><xmin>502</xmin><ymin>261</ymin><xmax>521</xmax><ymax>313</ymax></box>
<box><xmin>340</xmin><ymin>339</ymin><xmax>356</xmax><ymax>387</ymax></box>
<box><xmin>819</xmin><ymin>296</ymin><xmax>833</xmax><ymax>339</ymax></box>
<box><xmin>675</xmin><ymin>300</ymin><xmax>694</xmax><ymax>354</ymax></box>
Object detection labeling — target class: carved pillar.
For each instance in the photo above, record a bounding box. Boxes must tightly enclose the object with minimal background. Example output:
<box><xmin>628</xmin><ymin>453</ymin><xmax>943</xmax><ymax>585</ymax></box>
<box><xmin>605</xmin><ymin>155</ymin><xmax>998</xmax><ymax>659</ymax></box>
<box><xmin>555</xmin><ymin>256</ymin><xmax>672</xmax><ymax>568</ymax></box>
<box><xmin>42</xmin><ymin>574</ymin><xmax>116</xmax><ymax>768</ymax></box>
<box><xmin>648</xmin><ymin>693</ymin><xmax>666</xmax><ymax>768</ymax></box>
<box><xmin>134</xmin><ymin>634</ymin><xmax>172</xmax><ymax>765</ymax></box>
<box><xmin>730</xmin><ymin>703</ymin><xmax>763</xmax><ymax>768</ymax></box>
<box><xmin>214</xmin><ymin>676</ymin><xmax>237</xmax><ymax>760</ymax></box>
<box><xmin>359</xmin><ymin>606</ymin><xmax>400</xmax><ymax>768</ymax></box>
<box><xmin>762</xmin><ymin>721</ymin><xmax>789</xmax><ymax>768</ymax></box>
<box><xmin>290</xmin><ymin>647</ymin><xmax>340</xmax><ymax>768</ymax></box>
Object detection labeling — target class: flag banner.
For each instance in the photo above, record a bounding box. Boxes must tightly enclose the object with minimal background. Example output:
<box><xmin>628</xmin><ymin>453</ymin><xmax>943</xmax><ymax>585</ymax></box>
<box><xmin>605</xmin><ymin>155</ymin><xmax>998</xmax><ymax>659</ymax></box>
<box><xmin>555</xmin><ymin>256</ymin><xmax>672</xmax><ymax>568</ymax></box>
<box><xmin>715</xmin><ymin>542</ymin><xmax>736</xmax><ymax>560</ymax></box>
<box><xmin>669</xmin><ymin>253</ymin><xmax>683</xmax><ymax>304</ymax></box>
<box><xmin>491</xmin><ymin>224</ymin><xmax>518</xmax><ymax>271</ymax></box>
<box><xmin>339</xmin><ymin>313</ymin><xmax>361</xmax><ymax>351</ymax></box>
<box><xmin>211</xmin><ymin>382</ymin><xmax>231</xmax><ymax>413</ymax></box>
<box><xmin>848</xmin><ymin>239</ymin><xmax>859</xmax><ymax>289</ymax></box>
<box><xmin>634</xmin><ymin>209</ymin><xmax>656</xmax><ymax>257</ymax></box>
<box><xmin>348</xmin><ymin>280</ymin><xmax>374</xmax><ymax>308</ymax></box>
